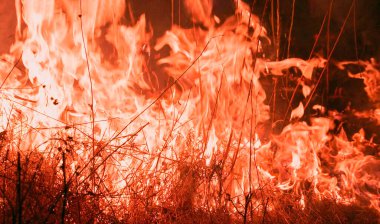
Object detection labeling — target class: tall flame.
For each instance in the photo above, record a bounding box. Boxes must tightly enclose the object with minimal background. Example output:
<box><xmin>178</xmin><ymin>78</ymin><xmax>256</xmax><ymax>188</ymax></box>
<box><xmin>0</xmin><ymin>0</ymin><xmax>378</xmax><ymax>221</ymax></box>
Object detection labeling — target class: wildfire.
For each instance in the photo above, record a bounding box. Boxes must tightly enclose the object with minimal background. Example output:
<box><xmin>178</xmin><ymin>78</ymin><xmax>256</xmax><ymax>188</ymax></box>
<box><xmin>0</xmin><ymin>0</ymin><xmax>378</xmax><ymax>222</ymax></box>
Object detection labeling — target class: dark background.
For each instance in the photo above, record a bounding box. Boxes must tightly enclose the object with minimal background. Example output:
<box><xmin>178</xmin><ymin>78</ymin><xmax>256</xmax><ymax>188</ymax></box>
<box><xmin>128</xmin><ymin>0</ymin><xmax>380</xmax><ymax>60</ymax></box>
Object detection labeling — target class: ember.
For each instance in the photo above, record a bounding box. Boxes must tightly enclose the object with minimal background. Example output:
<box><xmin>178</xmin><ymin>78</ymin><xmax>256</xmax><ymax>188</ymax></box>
<box><xmin>0</xmin><ymin>0</ymin><xmax>379</xmax><ymax>223</ymax></box>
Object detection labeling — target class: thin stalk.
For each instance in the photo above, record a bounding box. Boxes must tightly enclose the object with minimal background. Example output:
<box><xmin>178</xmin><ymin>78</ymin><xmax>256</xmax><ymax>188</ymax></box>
<box><xmin>16</xmin><ymin>151</ymin><xmax>21</xmax><ymax>224</ymax></box>
<box><xmin>353</xmin><ymin>0</ymin><xmax>359</xmax><ymax>61</ymax></box>
<box><xmin>287</xmin><ymin>0</ymin><xmax>296</xmax><ymax>58</ymax></box>
<box><xmin>61</xmin><ymin>150</ymin><xmax>67</xmax><ymax>224</ymax></box>
<box><xmin>283</xmin><ymin>2</ymin><xmax>331</xmax><ymax>123</ymax></box>
<box><xmin>276</xmin><ymin>0</ymin><xmax>280</xmax><ymax>60</ymax></box>
<box><xmin>325</xmin><ymin>0</ymin><xmax>333</xmax><ymax>110</ymax></box>
<box><xmin>305</xmin><ymin>0</ymin><xmax>355</xmax><ymax>110</ymax></box>
<box><xmin>79</xmin><ymin>0</ymin><xmax>96</xmax><ymax>193</ymax></box>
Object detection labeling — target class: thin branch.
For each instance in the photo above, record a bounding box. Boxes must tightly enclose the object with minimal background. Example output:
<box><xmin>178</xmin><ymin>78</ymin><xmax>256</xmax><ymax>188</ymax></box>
<box><xmin>79</xmin><ymin>0</ymin><xmax>96</xmax><ymax>191</ymax></box>
<box><xmin>304</xmin><ymin>0</ymin><xmax>355</xmax><ymax>110</ymax></box>
<box><xmin>0</xmin><ymin>53</ymin><xmax>22</xmax><ymax>89</ymax></box>
<box><xmin>287</xmin><ymin>0</ymin><xmax>296</xmax><ymax>58</ymax></box>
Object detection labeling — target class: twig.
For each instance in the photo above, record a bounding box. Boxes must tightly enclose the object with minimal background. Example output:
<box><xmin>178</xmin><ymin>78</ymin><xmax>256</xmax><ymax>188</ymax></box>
<box><xmin>0</xmin><ymin>53</ymin><xmax>22</xmax><ymax>89</ymax></box>
<box><xmin>75</xmin><ymin>123</ymin><xmax>148</xmax><ymax>189</ymax></box>
<box><xmin>287</xmin><ymin>0</ymin><xmax>296</xmax><ymax>58</ymax></box>
<box><xmin>325</xmin><ymin>0</ymin><xmax>333</xmax><ymax>110</ymax></box>
<box><xmin>61</xmin><ymin>149</ymin><xmax>67</xmax><ymax>224</ymax></box>
<box><xmin>78</xmin><ymin>0</ymin><xmax>96</xmax><ymax>192</ymax></box>
<box><xmin>16</xmin><ymin>151</ymin><xmax>22</xmax><ymax>224</ymax></box>
<box><xmin>304</xmin><ymin>0</ymin><xmax>355</xmax><ymax>110</ymax></box>
<box><xmin>261</xmin><ymin>197</ymin><xmax>269</xmax><ymax>223</ymax></box>
<box><xmin>4</xmin><ymin>97</ymin><xmax>90</xmax><ymax>138</ymax></box>
<box><xmin>243</xmin><ymin>192</ymin><xmax>253</xmax><ymax>224</ymax></box>
<box><xmin>276</xmin><ymin>0</ymin><xmax>280</xmax><ymax>60</ymax></box>
<box><xmin>282</xmin><ymin>1</ymin><xmax>332</xmax><ymax>123</ymax></box>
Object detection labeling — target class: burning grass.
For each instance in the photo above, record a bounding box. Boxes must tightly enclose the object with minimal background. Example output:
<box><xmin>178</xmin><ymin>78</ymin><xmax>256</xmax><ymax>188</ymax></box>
<box><xmin>0</xmin><ymin>0</ymin><xmax>379</xmax><ymax>223</ymax></box>
<box><xmin>0</xmin><ymin>125</ymin><xmax>379</xmax><ymax>223</ymax></box>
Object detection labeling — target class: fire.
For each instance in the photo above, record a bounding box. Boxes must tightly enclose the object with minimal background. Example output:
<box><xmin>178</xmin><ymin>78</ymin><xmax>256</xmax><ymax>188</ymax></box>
<box><xmin>0</xmin><ymin>0</ymin><xmax>378</xmax><ymax>222</ymax></box>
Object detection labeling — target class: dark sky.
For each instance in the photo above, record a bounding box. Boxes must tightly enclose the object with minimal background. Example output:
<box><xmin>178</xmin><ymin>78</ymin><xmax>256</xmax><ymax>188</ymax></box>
<box><xmin>130</xmin><ymin>0</ymin><xmax>379</xmax><ymax>60</ymax></box>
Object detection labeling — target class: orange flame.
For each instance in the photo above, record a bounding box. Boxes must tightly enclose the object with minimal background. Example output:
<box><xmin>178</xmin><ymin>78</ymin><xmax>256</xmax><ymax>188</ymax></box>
<box><xmin>0</xmin><ymin>0</ymin><xmax>378</xmax><ymax>219</ymax></box>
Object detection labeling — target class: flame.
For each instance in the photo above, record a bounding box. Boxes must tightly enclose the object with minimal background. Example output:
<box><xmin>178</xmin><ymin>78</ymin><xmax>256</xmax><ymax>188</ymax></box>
<box><xmin>290</xmin><ymin>102</ymin><xmax>304</xmax><ymax>120</ymax></box>
<box><xmin>183</xmin><ymin>0</ymin><xmax>213</xmax><ymax>27</ymax></box>
<box><xmin>0</xmin><ymin>0</ymin><xmax>378</xmax><ymax>220</ymax></box>
<box><xmin>337</xmin><ymin>59</ymin><xmax>380</xmax><ymax>103</ymax></box>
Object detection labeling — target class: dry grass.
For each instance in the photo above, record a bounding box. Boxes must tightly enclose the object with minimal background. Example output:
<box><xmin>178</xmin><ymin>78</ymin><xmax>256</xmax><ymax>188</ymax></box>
<box><xmin>0</xmin><ymin>123</ymin><xmax>378</xmax><ymax>223</ymax></box>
